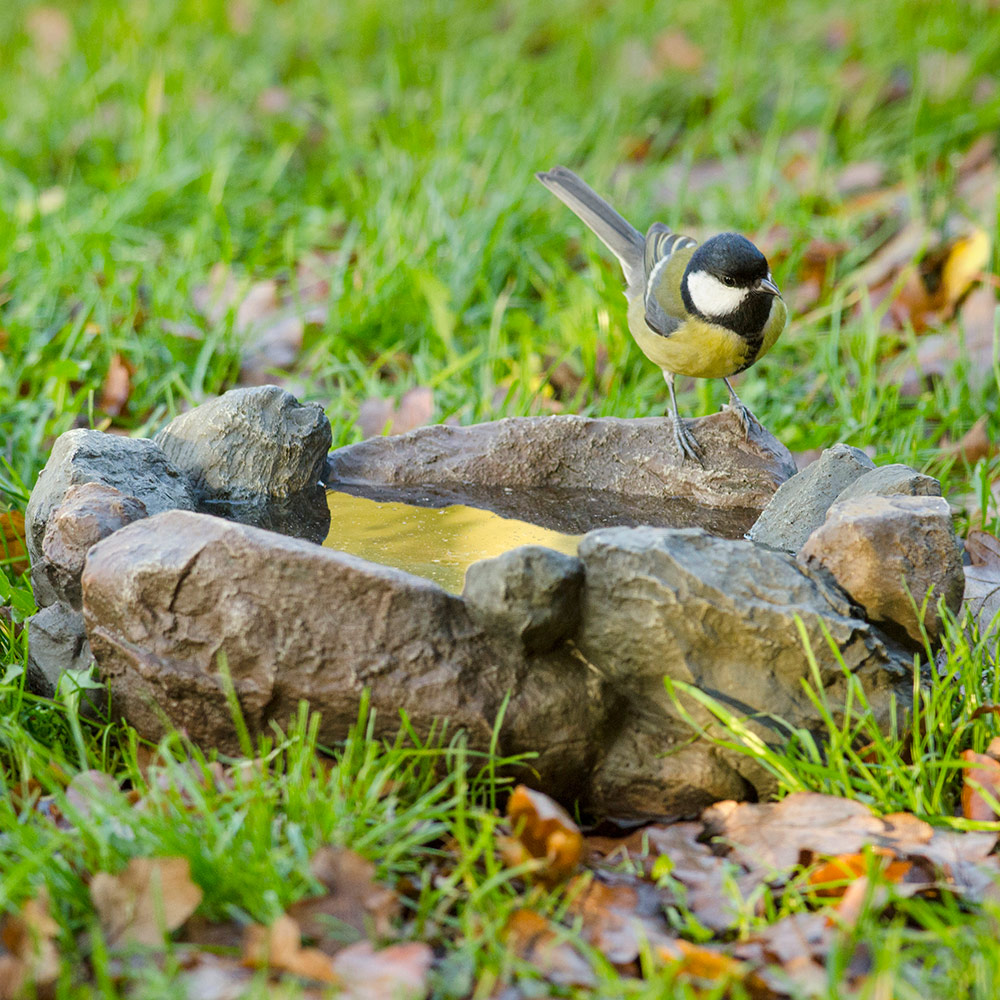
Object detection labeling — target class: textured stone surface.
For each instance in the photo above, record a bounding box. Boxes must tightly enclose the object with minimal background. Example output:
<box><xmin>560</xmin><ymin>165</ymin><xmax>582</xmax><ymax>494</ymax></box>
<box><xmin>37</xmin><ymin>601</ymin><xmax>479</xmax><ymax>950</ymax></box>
<box><xmin>833</xmin><ymin>464</ymin><xmax>942</xmax><ymax>504</ymax></box>
<box><xmin>80</xmin><ymin>510</ymin><xmax>598</xmax><ymax>796</ymax></box>
<box><xmin>155</xmin><ymin>385</ymin><xmax>331</xmax><ymax>502</ymax></box>
<box><xmin>462</xmin><ymin>547</ymin><xmax>583</xmax><ymax>653</ymax></box>
<box><xmin>25</xmin><ymin>429</ymin><xmax>195</xmax><ymax>574</ymax></box>
<box><xmin>576</xmin><ymin>526</ymin><xmax>912</xmax><ymax>814</ymax></box>
<box><xmin>798</xmin><ymin>495</ymin><xmax>964</xmax><ymax>645</ymax></box>
<box><xmin>36</xmin><ymin>483</ymin><xmax>147</xmax><ymax>611</ymax></box>
<box><xmin>26</xmin><ymin>601</ymin><xmax>93</xmax><ymax>698</ymax></box>
<box><xmin>326</xmin><ymin>409</ymin><xmax>797</xmax><ymax>514</ymax></box>
<box><xmin>78</xmin><ymin>511</ymin><xmax>919</xmax><ymax>818</ymax></box>
<box><xmin>747</xmin><ymin>443</ymin><xmax>875</xmax><ymax>551</ymax></box>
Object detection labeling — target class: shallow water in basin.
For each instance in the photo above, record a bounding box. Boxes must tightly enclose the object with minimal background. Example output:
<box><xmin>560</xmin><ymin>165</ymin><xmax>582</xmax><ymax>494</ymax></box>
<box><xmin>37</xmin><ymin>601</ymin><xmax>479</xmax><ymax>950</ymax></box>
<box><xmin>323</xmin><ymin>490</ymin><xmax>582</xmax><ymax>593</ymax></box>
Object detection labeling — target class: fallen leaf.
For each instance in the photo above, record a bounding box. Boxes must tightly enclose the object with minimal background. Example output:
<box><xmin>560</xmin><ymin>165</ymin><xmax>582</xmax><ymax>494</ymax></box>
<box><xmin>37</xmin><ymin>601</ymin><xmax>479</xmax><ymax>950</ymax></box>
<box><xmin>961</xmin><ymin>750</ymin><xmax>1000</xmax><ymax>821</ymax></box>
<box><xmin>99</xmin><ymin>353</ymin><xmax>133</xmax><ymax>417</ymax></box>
<box><xmin>25</xmin><ymin>7</ymin><xmax>72</xmax><ymax>75</ymax></box>
<box><xmin>0</xmin><ymin>511</ymin><xmax>29</xmax><ymax>576</ymax></box>
<box><xmin>964</xmin><ymin>564</ymin><xmax>1000</xmax><ymax>638</ymax></box>
<box><xmin>946</xmin><ymin>416</ymin><xmax>995</xmax><ymax>465</ymax></box>
<box><xmin>569</xmin><ymin>878</ymin><xmax>652</xmax><ymax>967</ymax></box>
<box><xmin>0</xmin><ymin>890</ymin><xmax>60</xmax><ymax>990</ymax></box>
<box><xmin>939</xmin><ymin>229</ymin><xmax>991</xmax><ymax>313</ymax></box>
<box><xmin>357</xmin><ymin>387</ymin><xmax>435</xmax><ymax>439</ymax></box>
<box><xmin>656</xmin><ymin>938</ymin><xmax>746</xmax><ymax>987</ymax></box>
<box><xmin>503</xmin><ymin>909</ymin><xmax>595</xmax><ymax>988</ymax></box>
<box><xmin>331</xmin><ymin>940</ymin><xmax>433</xmax><ymax>1000</ymax></box>
<box><xmin>243</xmin><ymin>914</ymin><xmax>337</xmax><ymax>982</ymax></box>
<box><xmin>507</xmin><ymin>785</ymin><xmax>584</xmax><ymax>883</ymax></box>
<box><xmin>653</xmin><ymin>30</ymin><xmax>704</xmax><ymax>72</ymax></box>
<box><xmin>287</xmin><ymin>846</ymin><xmax>400</xmax><ymax>952</ymax></box>
<box><xmin>90</xmin><ymin>856</ymin><xmax>203</xmax><ymax>948</ymax></box>
<box><xmin>967</xmin><ymin>530</ymin><xmax>1000</xmax><ymax>569</ymax></box>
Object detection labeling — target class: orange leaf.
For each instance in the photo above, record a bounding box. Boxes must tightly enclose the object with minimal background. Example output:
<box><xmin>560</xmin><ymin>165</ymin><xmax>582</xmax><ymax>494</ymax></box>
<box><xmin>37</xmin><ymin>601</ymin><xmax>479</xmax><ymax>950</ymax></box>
<box><xmin>961</xmin><ymin>750</ymin><xmax>1000</xmax><ymax>821</ymax></box>
<box><xmin>99</xmin><ymin>353</ymin><xmax>134</xmax><ymax>417</ymax></box>
<box><xmin>0</xmin><ymin>511</ymin><xmax>29</xmax><ymax>576</ymax></box>
<box><xmin>90</xmin><ymin>856</ymin><xmax>203</xmax><ymax>948</ymax></box>
<box><xmin>242</xmin><ymin>914</ymin><xmax>338</xmax><ymax>983</ymax></box>
<box><xmin>507</xmin><ymin>785</ymin><xmax>583</xmax><ymax>883</ymax></box>
<box><xmin>503</xmin><ymin>909</ymin><xmax>595</xmax><ymax>988</ymax></box>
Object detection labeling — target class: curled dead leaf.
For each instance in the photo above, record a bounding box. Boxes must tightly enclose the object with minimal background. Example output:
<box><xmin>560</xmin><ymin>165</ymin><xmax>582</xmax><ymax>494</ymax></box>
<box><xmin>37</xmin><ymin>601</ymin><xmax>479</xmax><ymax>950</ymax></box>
<box><xmin>287</xmin><ymin>846</ymin><xmax>400</xmax><ymax>952</ymax></box>
<box><xmin>90</xmin><ymin>856</ymin><xmax>203</xmax><ymax>948</ymax></box>
<box><xmin>961</xmin><ymin>750</ymin><xmax>1000</xmax><ymax>821</ymax></box>
<box><xmin>503</xmin><ymin>909</ymin><xmax>595</xmax><ymax>988</ymax></box>
<box><xmin>99</xmin><ymin>353</ymin><xmax>134</xmax><ymax>417</ymax></box>
<box><xmin>507</xmin><ymin>785</ymin><xmax>583</xmax><ymax>883</ymax></box>
<box><xmin>967</xmin><ymin>529</ymin><xmax>1000</xmax><ymax>569</ymax></box>
<box><xmin>330</xmin><ymin>940</ymin><xmax>433</xmax><ymax>1000</ymax></box>
<box><xmin>242</xmin><ymin>914</ymin><xmax>338</xmax><ymax>983</ymax></box>
<box><xmin>0</xmin><ymin>890</ymin><xmax>60</xmax><ymax>991</ymax></box>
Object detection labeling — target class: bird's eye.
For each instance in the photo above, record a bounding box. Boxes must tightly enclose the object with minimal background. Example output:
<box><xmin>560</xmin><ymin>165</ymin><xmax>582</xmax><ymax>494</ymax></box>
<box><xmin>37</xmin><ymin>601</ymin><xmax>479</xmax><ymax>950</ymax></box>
<box><xmin>722</xmin><ymin>276</ymin><xmax>736</xmax><ymax>286</ymax></box>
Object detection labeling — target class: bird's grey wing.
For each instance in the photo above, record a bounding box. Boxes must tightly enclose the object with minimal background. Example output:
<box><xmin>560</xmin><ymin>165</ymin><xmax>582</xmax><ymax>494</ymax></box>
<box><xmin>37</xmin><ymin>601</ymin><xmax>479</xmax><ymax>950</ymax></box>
<box><xmin>643</xmin><ymin>223</ymin><xmax>697</xmax><ymax>337</ymax></box>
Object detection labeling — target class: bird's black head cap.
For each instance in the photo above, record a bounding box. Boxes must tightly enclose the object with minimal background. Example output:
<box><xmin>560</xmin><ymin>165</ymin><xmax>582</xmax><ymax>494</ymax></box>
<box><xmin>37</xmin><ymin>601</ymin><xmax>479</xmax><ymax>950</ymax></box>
<box><xmin>686</xmin><ymin>233</ymin><xmax>769</xmax><ymax>285</ymax></box>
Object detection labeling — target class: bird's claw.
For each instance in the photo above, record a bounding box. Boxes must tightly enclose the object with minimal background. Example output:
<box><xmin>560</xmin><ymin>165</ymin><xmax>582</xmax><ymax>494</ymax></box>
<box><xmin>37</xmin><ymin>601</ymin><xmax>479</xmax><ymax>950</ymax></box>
<box><xmin>673</xmin><ymin>417</ymin><xmax>706</xmax><ymax>466</ymax></box>
<box><xmin>725</xmin><ymin>401</ymin><xmax>762</xmax><ymax>440</ymax></box>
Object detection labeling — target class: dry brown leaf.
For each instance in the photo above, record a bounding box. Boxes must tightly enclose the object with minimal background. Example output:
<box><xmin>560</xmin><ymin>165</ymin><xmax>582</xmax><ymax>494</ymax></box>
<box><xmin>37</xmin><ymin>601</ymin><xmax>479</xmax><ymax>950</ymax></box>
<box><xmin>967</xmin><ymin>530</ymin><xmax>1000</xmax><ymax>569</ymax></box>
<box><xmin>99</xmin><ymin>353</ymin><xmax>133</xmax><ymax>417</ymax></box>
<box><xmin>653</xmin><ymin>30</ymin><xmax>704</xmax><ymax>72</ymax></box>
<box><xmin>330</xmin><ymin>940</ymin><xmax>433</xmax><ymax>1000</ymax></box>
<box><xmin>656</xmin><ymin>938</ymin><xmax>746</xmax><ymax>987</ymax></box>
<box><xmin>357</xmin><ymin>387</ymin><xmax>435</xmax><ymax>439</ymax></box>
<box><xmin>0</xmin><ymin>890</ymin><xmax>60</xmax><ymax>990</ymax></box>
<box><xmin>25</xmin><ymin>7</ymin><xmax>72</xmax><ymax>75</ymax></box>
<box><xmin>243</xmin><ymin>914</ymin><xmax>337</xmax><ymax>983</ymax></box>
<box><xmin>90</xmin><ymin>856</ymin><xmax>203</xmax><ymax>948</ymax></box>
<box><xmin>569</xmin><ymin>879</ymin><xmax>646</xmax><ymax>967</ymax></box>
<box><xmin>961</xmin><ymin>750</ymin><xmax>1000</xmax><ymax>821</ymax></box>
<box><xmin>507</xmin><ymin>785</ymin><xmax>583</xmax><ymax>883</ymax></box>
<box><xmin>503</xmin><ymin>909</ymin><xmax>595</xmax><ymax>988</ymax></box>
<box><xmin>287</xmin><ymin>846</ymin><xmax>400</xmax><ymax>953</ymax></box>
<box><xmin>0</xmin><ymin>512</ymin><xmax>29</xmax><ymax>576</ymax></box>
<box><xmin>947</xmin><ymin>416</ymin><xmax>995</xmax><ymax>465</ymax></box>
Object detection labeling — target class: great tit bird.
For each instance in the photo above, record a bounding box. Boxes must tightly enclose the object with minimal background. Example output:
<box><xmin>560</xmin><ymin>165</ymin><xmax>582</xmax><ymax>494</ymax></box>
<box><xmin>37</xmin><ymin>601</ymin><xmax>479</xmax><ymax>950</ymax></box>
<box><xmin>536</xmin><ymin>166</ymin><xmax>787</xmax><ymax>463</ymax></box>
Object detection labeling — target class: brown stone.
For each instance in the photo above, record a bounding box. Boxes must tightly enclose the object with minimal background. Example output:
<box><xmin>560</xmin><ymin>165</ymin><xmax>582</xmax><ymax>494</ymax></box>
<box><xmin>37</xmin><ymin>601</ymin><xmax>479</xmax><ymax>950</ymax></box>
<box><xmin>39</xmin><ymin>483</ymin><xmax>147</xmax><ymax>611</ymax></box>
<box><xmin>798</xmin><ymin>495</ymin><xmax>965</xmax><ymax>645</ymax></box>
<box><xmin>326</xmin><ymin>409</ymin><xmax>797</xmax><ymax>515</ymax></box>
<box><xmin>80</xmin><ymin>510</ymin><xmax>600</xmax><ymax>798</ymax></box>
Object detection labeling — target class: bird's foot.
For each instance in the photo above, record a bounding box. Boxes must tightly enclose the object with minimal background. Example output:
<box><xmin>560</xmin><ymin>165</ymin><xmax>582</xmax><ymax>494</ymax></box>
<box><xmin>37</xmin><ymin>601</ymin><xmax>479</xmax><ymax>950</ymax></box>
<box><xmin>673</xmin><ymin>417</ymin><xmax>705</xmax><ymax>466</ymax></box>
<box><xmin>724</xmin><ymin>399</ymin><xmax>762</xmax><ymax>440</ymax></box>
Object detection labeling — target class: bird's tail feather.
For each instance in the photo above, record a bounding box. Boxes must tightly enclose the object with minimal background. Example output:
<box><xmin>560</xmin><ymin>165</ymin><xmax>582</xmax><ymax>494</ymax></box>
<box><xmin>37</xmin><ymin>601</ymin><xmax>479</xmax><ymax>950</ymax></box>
<box><xmin>536</xmin><ymin>166</ymin><xmax>644</xmax><ymax>288</ymax></box>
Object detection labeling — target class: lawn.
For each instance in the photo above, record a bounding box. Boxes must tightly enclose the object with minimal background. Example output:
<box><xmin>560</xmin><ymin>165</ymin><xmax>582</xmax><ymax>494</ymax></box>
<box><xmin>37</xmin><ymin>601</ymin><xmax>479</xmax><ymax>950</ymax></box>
<box><xmin>1</xmin><ymin>0</ymin><xmax>1000</xmax><ymax>996</ymax></box>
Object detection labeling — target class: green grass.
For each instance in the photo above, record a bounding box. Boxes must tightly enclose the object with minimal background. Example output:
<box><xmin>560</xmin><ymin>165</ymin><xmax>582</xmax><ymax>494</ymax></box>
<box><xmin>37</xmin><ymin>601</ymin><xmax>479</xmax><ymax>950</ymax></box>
<box><xmin>2</xmin><ymin>0</ymin><xmax>1000</xmax><ymax>995</ymax></box>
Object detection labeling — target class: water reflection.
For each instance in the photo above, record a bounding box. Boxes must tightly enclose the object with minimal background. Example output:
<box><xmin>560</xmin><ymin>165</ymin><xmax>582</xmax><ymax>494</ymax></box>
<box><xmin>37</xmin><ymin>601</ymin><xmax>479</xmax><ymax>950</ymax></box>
<box><xmin>324</xmin><ymin>490</ymin><xmax>581</xmax><ymax>593</ymax></box>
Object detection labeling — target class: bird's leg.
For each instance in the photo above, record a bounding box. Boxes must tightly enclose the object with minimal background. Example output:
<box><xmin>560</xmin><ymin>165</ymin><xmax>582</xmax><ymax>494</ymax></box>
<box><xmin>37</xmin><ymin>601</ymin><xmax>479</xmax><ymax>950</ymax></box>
<box><xmin>722</xmin><ymin>377</ymin><xmax>761</xmax><ymax>439</ymax></box>
<box><xmin>664</xmin><ymin>371</ymin><xmax>705</xmax><ymax>465</ymax></box>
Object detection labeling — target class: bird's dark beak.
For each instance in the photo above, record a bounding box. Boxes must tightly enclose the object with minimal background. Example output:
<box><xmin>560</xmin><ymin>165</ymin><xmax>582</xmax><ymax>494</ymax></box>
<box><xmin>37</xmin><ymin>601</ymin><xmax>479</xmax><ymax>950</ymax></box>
<box><xmin>758</xmin><ymin>276</ymin><xmax>780</xmax><ymax>296</ymax></box>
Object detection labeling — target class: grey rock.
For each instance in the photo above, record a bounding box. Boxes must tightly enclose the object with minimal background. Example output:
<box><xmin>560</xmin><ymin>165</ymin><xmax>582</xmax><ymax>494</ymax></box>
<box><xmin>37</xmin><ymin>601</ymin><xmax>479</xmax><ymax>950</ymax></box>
<box><xmin>36</xmin><ymin>483</ymin><xmax>147</xmax><ymax>611</ymax></box>
<box><xmin>155</xmin><ymin>386</ymin><xmax>331</xmax><ymax>502</ymax></box>
<box><xmin>462</xmin><ymin>547</ymin><xmax>583</xmax><ymax>653</ymax></box>
<box><xmin>964</xmin><ymin>566</ymin><xmax>1000</xmax><ymax>638</ymax></box>
<box><xmin>25</xmin><ymin>429</ymin><xmax>195</xmax><ymax>584</ymax></box>
<box><xmin>26</xmin><ymin>602</ymin><xmax>93</xmax><ymax>698</ymax></box>
<box><xmin>80</xmin><ymin>510</ymin><xmax>597</xmax><ymax>796</ymax></box>
<box><xmin>576</xmin><ymin>526</ymin><xmax>911</xmax><ymax>815</ymax></box>
<box><xmin>327</xmin><ymin>409</ymin><xmax>797</xmax><ymax>516</ymax></box>
<box><xmin>747</xmin><ymin>443</ymin><xmax>875</xmax><ymax>551</ymax></box>
<box><xmin>833</xmin><ymin>464</ymin><xmax>941</xmax><ymax>505</ymax></box>
<box><xmin>798</xmin><ymin>495</ymin><xmax>966</xmax><ymax>646</ymax></box>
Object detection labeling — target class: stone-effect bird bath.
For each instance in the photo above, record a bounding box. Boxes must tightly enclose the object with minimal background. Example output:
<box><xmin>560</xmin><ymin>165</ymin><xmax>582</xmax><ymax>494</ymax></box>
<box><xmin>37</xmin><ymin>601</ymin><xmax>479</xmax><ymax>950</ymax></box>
<box><xmin>24</xmin><ymin>386</ymin><xmax>962</xmax><ymax>819</ymax></box>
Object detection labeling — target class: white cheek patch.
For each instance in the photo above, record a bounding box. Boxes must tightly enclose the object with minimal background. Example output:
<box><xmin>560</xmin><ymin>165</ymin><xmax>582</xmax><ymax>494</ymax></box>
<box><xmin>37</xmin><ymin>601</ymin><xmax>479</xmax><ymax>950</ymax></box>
<box><xmin>686</xmin><ymin>270</ymin><xmax>750</xmax><ymax>318</ymax></box>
